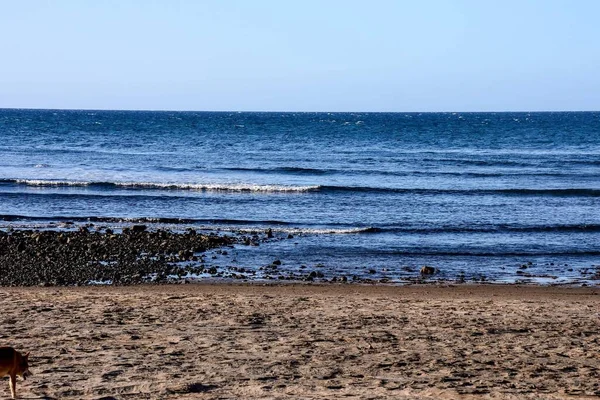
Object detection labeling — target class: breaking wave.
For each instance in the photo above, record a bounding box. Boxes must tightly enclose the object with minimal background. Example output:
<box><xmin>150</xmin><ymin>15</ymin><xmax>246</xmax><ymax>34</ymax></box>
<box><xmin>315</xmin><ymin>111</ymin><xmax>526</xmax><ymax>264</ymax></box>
<box><xmin>1</xmin><ymin>179</ymin><xmax>319</xmax><ymax>193</ymax></box>
<box><xmin>2</xmin><ymin>179</ymin><xmax>600</xmax><ymax>197</ymax></box>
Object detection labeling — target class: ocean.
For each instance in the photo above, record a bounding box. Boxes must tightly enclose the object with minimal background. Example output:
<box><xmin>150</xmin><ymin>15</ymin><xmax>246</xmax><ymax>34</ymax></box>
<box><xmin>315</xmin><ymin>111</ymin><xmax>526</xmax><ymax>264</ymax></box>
<box><xmin>1</xmin><ymin>109</ymin><xmax>599</xmax><ymax>284</ymax></box>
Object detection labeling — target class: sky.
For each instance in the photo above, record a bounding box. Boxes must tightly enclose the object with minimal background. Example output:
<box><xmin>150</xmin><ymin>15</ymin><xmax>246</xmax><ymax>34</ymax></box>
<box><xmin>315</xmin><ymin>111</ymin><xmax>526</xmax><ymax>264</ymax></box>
<box><xmin>0</xmin><ymin>0</ymin><xmax>599</xmax><ymax>112</ymax></box>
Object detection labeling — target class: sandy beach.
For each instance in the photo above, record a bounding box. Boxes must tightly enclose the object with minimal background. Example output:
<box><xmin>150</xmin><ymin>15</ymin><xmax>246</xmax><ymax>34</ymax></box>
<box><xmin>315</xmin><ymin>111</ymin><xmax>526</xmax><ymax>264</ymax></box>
<box><xmin>0</xmin><ymin>283</ymin><xmax>598</xmax><ymax>399</ymax></box>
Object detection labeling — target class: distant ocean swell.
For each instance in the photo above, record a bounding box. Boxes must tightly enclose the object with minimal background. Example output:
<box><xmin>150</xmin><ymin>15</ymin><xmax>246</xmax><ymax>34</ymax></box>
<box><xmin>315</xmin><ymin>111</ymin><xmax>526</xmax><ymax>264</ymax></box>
<box><xmin>6</xmin><ymin>165</ymin><xmax>600</xmax><ymax>178</ymax></box>
<box><xmin>201</xmin><ymin>166</ymin><xmax>600</xmax><ymax>178</ymax></box>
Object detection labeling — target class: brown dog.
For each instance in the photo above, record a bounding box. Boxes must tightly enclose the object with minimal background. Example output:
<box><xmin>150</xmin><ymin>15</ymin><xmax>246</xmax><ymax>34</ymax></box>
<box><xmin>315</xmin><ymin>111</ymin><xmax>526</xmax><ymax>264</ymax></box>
<box><xmin>0</xmin><ymin>347</ymin><xmax>31</xmax><ymax>399</ymax></box>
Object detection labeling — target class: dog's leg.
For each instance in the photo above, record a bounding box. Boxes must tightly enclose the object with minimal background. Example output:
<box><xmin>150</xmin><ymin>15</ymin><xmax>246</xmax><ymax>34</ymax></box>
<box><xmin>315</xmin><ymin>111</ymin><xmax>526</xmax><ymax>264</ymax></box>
<box><xmin>9</xmin><ymin>374</ymin><xmax>16</xmax><ymax>399</ymax></box>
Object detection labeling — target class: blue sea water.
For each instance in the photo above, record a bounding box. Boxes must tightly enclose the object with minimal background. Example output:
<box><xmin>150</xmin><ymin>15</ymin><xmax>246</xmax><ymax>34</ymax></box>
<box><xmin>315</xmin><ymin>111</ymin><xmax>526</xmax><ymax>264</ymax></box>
<box><xmin>1</xmin><ymin>109</ymin><xmax>599</xmax><ymax>284</ymax></box>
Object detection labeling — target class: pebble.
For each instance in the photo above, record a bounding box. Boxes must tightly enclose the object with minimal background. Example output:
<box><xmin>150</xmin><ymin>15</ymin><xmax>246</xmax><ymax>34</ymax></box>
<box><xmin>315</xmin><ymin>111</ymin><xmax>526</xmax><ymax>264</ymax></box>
<box><xmin>0</xmin><ymin>228</ymin><xmax>233</xmax><ymax>286</ymax></box>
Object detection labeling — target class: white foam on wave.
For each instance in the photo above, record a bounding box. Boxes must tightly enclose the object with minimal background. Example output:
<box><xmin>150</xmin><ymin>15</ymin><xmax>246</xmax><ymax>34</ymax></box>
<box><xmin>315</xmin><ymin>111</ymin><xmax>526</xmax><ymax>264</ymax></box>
<box><xmin>205</xmin><ymin>225</ymin><xmax>376</xmax><ymax>235</ymax></box>
<box><xmin>14</xmin><ymin>179</ymin><xmax>319</xmax><ymax>193</ymax></box>
<box><xmin>16</xmin><ymin>179</ymin><xmax>90</xmax><ymax>186</ymax></box>
<box><xmin>115</xmin><ymin>182</ymin><xmax>319</xmax><ymax>193</ymax></box>
<box><xmin>285</xmin><ymin>227</ymin><xmax>375</xmax><ymax>234</ymax></box>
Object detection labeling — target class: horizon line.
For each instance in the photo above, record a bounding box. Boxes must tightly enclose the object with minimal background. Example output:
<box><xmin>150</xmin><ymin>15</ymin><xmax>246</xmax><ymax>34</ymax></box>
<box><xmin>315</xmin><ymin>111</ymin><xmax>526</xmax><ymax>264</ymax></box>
<box><xmin>0</xmin><ymin>106</ymin><xmax>598</xmax><ymax>114</ymax></box>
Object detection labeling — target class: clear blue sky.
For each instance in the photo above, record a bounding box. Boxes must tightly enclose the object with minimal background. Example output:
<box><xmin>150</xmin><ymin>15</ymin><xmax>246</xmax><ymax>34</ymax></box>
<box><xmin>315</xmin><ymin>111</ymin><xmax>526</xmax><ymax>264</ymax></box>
<box><xmin>1</xmin><ymin>0</ymin><xmax>598</xmax><ymax>111</ymax></box>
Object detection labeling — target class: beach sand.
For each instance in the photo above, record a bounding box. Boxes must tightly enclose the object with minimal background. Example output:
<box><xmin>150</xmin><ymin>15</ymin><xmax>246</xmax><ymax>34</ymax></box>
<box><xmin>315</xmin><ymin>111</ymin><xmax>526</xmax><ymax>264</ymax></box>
<box><xmin>1</xmin><ymin>283</ymin><xmax>599</xmax><ymax>399</ymax></box>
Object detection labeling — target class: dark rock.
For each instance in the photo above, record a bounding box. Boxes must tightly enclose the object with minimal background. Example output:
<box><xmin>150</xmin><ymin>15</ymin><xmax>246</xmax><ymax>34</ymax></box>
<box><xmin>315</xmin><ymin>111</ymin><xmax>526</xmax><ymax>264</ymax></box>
<box><xmin>272</xmin><ymin>259</ymin><xmax>282</xmax><ymax>265</ymax></box>
<box><xmin>306</xmin><ymin>270</ymin><xmax>324</xmax><ymax>279</ymax></box>
<box><xmin>420</xmin><ymin>266</ymin><xmax>436</xmax><ymax>275</ymax></box>
<box><xmin>131</xmin><ymin>224</ymin><xmax>147</xmax><ymax>233</ymax></box>
<box><xmin>266</xmin><ymin>228</ymin><xmax>274</xmax><ymax>238</ymax></box>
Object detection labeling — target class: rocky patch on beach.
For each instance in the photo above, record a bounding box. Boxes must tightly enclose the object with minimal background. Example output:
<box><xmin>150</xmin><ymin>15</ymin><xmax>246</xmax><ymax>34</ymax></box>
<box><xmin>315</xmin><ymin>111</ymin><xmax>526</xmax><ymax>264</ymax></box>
<box><xmin>0</xmin><ymin>227</ymin><xmax>235</xmax><ymax>286</ymax></box>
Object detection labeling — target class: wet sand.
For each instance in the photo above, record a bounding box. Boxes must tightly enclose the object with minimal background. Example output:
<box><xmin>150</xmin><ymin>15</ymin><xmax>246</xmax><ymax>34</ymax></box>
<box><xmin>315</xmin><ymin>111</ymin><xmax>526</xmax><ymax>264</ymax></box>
<box><xmin>1</xmin><ymin>283</ymin><xmax>599</xmax><ymax>399</ymax></box>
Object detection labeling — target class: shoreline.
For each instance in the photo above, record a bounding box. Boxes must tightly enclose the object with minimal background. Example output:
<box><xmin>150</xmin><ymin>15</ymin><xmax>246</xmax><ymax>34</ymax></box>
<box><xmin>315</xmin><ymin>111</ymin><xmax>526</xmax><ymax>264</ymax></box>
<box><xmin>4</xmin><ymin>280</ymin><xmax>599</xmax><ymax>294</ymax></box>
<box><xmin>2</xmin><ymin>227</ymin><xmax>599</xmax><ymax>287</ymax></box>
<box><xmin>3</xmin><ymin>283</ymin><xmax>600</xmax><ymax>399</ymax></box>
